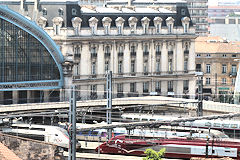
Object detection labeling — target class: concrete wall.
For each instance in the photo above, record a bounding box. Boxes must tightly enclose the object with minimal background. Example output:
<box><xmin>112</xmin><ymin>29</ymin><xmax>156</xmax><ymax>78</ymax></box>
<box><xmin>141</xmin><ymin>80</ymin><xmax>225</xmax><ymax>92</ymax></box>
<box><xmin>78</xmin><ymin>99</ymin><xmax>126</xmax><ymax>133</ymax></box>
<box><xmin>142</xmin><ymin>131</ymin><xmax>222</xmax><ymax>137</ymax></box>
<box><xmin>0</xmin><ymin>133</ymin><xmax>64</xmax><ymax>160</ymax></box>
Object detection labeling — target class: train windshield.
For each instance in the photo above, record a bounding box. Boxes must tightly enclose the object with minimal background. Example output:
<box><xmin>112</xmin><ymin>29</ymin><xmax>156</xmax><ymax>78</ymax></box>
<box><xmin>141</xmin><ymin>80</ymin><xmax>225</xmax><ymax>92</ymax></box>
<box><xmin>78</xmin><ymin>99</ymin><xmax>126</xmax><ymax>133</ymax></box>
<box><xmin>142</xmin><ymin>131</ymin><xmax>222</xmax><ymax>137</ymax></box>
<box><xmin>58</xmin><ymin>128</ymin><xmax>69</xmax><ymax>137</ymax></box>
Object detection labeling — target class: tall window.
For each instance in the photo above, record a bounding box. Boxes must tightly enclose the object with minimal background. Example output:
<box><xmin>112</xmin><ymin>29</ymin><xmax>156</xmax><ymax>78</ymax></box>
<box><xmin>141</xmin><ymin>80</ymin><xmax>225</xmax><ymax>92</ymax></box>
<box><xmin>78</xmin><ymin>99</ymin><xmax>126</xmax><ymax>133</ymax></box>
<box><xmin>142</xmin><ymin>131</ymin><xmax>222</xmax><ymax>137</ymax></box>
<box><xmin>117</xmin><ymin>83</ymin><xmax>123</xmax><ymax>97</ymax></box>
<box><xmin>156</xmin><ymin>44</ymin><xmax>161</xmax><ymax>55</ymax></box>
<box><xmin>90</xmin><ymin>84</ymin><xmax>97</xmax><ymax>99</ymax></box>
<box><xmin>156</xmin><ymin>81</ymin><xmax>161</xmax><ymax>92</ymax></box>
<box><xmin>104</xmin><ymin>25</ymin><xmax>109</xmax><ymax>35</ymax></box>
<box><xmin>143</xmin><ymin>82</ymin><xmax>149</xmax><ymax>93</ymax></box>
<box><xmin>168</xmin><ymin>58</ymin><xmax>173</xmax><ymax>73</ymax></box>
<box><xmin>117</xmin><ymin>26</ymin><xmax>122</xmax><ymax>35</ymax></box>
<box><xmin>143</xmin><ymin>60</ymin><xmax>148</xmax><ymax>74</ymax></box>
<box><xmin>184</xmin><ymin>23</ymin><xmax>188</xmax><ymax>33</ymax></box>
<box><xmin>130</xmin><ymin>83</ymin><xmax>136</xmax><ymax>92</ymax></box>
<box><xmin>105</xmin><ymin>61</ymin><xmax>109</xmax><ymax>72</ymax></box>
<box><xmin>118</xmin><ymin>60</ymin><xmax>122</xmax><ymax>73</ymax></box>
<box><xmin>232</xmin><ymin>65</ymin><xmax>237</xmax><ymax>73</ymax></box>
<box><xmin>91</xmin><ymin>62</ymin><xmax>96</xmax><ymax>75</ymax></box>
<box><xmin>206</xmin><ymin>78</ymin><xmax>211</xmax><ymax>85</ymax></box>
<box><xmin>156</xmin><ymin>24</ymin><xmax>161</xmax><ymax>34</ymax></box>
<box><xmin>156</xmin><ymin>59</ymin><xmax>160</xmax><ymax>73</ymax></box>
<box><xmin>183</xmin><ymin>80</ymin><xmax>189</xmax><ymax>91</ymax></box>
<box><xmin>184</xmin><ymin>58</ymin><xmax>188</xmax><ymax>72</ymax></box>
<box><xmin>91</xmin><ymin>26</ymin><xmax>95</xmax><ymax>35</ymax></box>
<box><xmin>131</xmin><ymin>60</ymin><xmax>135</xmax><ymax>73</ymax></box>
<box><xmin>232</xmin><ymin>78</ymin><xmax>236</xmax><ymax>85</ymax></box>
<box><xmin>168</xmin><ymin>81</ymin><xmax>173</xmax><ymax>92</ymax></box>
<box><xmin>222</xmin><ymin>78</ymin><xmax>226</xmax><ymax>84</ymax></box>
<box><xmin>206</xmin><ymin>64</ymin><xmax>211</xmax><ymax>73</ymax></box>
<box><xmin>222</xmin><ymin>64</ymin><xmax>227</xmax><ymax>73</ymax></box>
<box><xmin>168</xmin><ymin>24</ymin><xmax>173</xmax><ymax>33</ymax></box>
<box><xmin>74</xmin><ymin>46</ymin><xmax>81</xmax><ymax>58</ymax></box>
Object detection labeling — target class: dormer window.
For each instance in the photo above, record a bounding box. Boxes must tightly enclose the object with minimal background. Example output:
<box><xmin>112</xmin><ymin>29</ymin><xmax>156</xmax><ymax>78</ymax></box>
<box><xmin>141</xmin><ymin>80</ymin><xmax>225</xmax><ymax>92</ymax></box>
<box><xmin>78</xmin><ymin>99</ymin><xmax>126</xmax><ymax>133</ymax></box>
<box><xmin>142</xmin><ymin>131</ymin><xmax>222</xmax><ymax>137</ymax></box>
<box><xmin>72</xmin><ymin>8</ymin><xmax>77</xmax><ymax>16</ymax></box>
<box><xmin>102</xmin><ymin>17</ymin><xmax>112</xmax><ymax>35</ymax></box>
<box><xmin>115</xmin><ymin>17</ymin><xmax>125</xmax><ymax>35</ymax></box>
<box><xmin>181</xmin><ymin>17</ymin><xmax>190</xmax><ymax>33</ymax></box>
<box><xmin>128</xmin><ymin>17</ymin><xmax>138</xmax><ymax>34</ymax></box>
<box><xmin>42</xmin><ymin>8</ymin><xmax>47</xmax><ymax>16</ymax></box>
<box><xmin>89</xmin><ymin>17</ymin><xmax>98</xmax><ymax>35</ymax></box>
<box><xmin>166</xmin><ymin>17</ymin><xmax>175</xmax><ymax>34</ymax></box>
<box><xmin>154</xmin><ymin>17</ymin><xmax>163</xmax><ymax>34</ymax></box>
<box><xmin>141</xmin><ymin>17</ymin><xmax>150</xmax><ymax>34</ymax></box>
<box><xmin>58</xmin><ymin>8</ymin><xmax>64</xmax><ymax>16</ymax></box>
<box><xmin>72</xmin><ymin>17</ymin><xmax>82</xmax><ymax>35</ymax></box>
<box><xmin>52</xmin><ymin>17</ymin><xmax>63</xmax><ymax>35</ymax></box>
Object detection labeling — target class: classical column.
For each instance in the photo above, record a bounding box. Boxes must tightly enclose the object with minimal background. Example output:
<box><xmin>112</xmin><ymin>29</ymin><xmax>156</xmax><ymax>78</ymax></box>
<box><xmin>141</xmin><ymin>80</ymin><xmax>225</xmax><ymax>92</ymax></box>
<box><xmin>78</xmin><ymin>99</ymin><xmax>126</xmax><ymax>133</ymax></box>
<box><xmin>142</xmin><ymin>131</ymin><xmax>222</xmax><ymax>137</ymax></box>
<box><xmin>81</xmin><ymin>43</ymin><xmax>91</xmax><ymax>76</ymax></box>
<box><xmin>12</xmin><ymin>91</ymin><xmax>18</xmax><ymax>104</ymax></box>
<box><xmin>189</xmin><ymin>79</ymin><xmax>196</xmax><ymax>99</ymax></box>
<box><xmin>176</xmin><ymin>40</ymin><xmax>183</xmax><ymax>72</ymax></box>
<box><xmin>97</xmin><ymin>43</ymin><xmax>104</xmax><ymax>75</ymax></box>
<box><xmin>44</xmin><ymin>90</ymin><xmax>49</xmax><ymax>102</ymax></box>
<box><xmin>161</xmin><ymin>41</ymin><xmax>168</xmax><ymax>72</ymax></box>
<box><xmin>161</xmin><ymin>81</ymin><xmax>168</xmax><ymax>96</ymax></box>
<box><xmin>112</xmin><ymin>41</ymin><xmax>118</xmax><ymax>74</ymax></box>
<box><xmin>189</xmin><ymin>40</ymin><xmax>196</xmax><ymax>74</ymax></box>
<box><xmin>123</xmin><ymin>43</ymin><xmax>130</xmax><ymax>73</ymax></box>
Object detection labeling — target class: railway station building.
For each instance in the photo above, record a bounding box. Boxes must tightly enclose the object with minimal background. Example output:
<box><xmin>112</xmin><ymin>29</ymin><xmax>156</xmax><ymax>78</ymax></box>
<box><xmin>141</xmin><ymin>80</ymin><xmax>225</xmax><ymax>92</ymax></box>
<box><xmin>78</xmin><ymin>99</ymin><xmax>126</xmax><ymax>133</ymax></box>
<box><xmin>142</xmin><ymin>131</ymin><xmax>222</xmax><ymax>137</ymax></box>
<box><xmin>0</xmin><ymin>0</ymin><xmax>197</xmax><ymax>104</ymax></box>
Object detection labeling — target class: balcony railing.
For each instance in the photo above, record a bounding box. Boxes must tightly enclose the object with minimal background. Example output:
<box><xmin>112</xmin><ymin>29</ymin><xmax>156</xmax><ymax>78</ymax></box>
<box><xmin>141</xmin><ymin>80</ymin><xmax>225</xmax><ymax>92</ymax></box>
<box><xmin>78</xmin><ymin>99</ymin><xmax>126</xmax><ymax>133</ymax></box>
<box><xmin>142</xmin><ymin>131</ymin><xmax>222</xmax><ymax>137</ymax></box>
<box><xmin>229</xmin><ymin>72</ymin><xmax>237</xmax><ymax>77</ymax></box>
<box><xmin>91</xmin><ymin>53</ymin><xmax>97</xmax><ymax>58</ymax></box>
<box><xmin>118</xmin><ymin>52</ymin><xmax>123</xmax><ymax>57</ymax></box>
<box><xmin>105</xmin><ymin>52</ymin><xmax>110</xmax><ymax>57</ymax></box>
<box><xmin>143</xmin><ymin>51</ymin><xmax>149</xmax><ymax>56</ymax></box>
<box><xmin>131</xmin><ymin>52</ymin><xmax>136</xmax><ymax>56</ymax></box>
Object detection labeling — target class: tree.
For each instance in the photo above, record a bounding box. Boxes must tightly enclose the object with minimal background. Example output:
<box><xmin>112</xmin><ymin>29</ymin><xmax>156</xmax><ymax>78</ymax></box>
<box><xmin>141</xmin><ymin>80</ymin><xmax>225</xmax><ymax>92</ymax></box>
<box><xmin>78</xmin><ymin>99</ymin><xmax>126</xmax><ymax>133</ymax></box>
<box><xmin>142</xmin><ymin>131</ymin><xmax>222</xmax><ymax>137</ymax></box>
<box><xmin>143</xmin><ymin>148</ymin><xmax>166</xmax><ymax>160</ymax></box>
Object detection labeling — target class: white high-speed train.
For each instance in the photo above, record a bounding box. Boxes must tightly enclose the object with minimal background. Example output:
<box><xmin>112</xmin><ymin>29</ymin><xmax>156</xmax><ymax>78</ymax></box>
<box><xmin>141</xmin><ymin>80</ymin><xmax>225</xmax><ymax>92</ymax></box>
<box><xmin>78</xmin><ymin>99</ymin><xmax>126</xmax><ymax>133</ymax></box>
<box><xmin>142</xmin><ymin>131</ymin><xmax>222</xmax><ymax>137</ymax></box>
<box><xmin>1</xmin><ymin>123</ymin><xmax>81</xmax><ymax>149</ymax></box>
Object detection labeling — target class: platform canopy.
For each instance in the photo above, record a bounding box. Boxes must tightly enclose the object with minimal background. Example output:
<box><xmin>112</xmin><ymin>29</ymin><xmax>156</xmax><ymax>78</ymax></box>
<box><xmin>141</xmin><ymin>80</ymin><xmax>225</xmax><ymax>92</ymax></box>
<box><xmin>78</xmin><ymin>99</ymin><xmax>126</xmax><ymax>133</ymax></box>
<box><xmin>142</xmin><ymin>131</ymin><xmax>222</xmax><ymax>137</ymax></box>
<box><xmin>0</xmin><ymin>6</ymin><xmax>64</xmax><ymax>91</ymax></box>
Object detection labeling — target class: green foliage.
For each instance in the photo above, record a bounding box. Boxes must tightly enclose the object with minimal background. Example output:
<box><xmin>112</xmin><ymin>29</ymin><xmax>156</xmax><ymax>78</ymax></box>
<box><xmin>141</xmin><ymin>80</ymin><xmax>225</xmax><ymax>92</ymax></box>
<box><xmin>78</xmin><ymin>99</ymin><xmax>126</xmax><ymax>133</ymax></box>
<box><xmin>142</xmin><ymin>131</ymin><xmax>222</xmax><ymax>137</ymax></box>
<box><xmin>143</xmin><ymin>148</ymin><xmax>166</xmax><ymax>160</ymax></box>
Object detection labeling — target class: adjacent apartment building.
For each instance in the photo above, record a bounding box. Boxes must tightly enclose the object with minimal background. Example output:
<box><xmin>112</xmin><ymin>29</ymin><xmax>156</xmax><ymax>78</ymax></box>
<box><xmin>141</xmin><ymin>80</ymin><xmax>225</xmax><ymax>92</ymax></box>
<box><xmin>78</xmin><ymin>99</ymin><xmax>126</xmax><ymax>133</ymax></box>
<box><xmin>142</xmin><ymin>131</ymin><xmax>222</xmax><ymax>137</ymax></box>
<box><xmin>0</xmin><ymin>0</ymin><xmax>197</xmax><ymax>104</ymax></box>
<box><xmin>195</xmin><ymin>36</ymin><xmax>240</xmax><ymax>103</ymax></box>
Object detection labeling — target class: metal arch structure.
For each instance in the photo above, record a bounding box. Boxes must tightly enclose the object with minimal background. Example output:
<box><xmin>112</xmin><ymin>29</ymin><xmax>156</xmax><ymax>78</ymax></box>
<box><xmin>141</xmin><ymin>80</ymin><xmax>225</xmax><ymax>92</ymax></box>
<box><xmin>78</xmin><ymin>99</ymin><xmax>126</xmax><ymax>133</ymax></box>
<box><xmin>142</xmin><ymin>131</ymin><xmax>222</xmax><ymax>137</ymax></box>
<box><xmin>0</xmin><ymin>5</ymin><xmax>64</xmax><ymax>91</ymax></box>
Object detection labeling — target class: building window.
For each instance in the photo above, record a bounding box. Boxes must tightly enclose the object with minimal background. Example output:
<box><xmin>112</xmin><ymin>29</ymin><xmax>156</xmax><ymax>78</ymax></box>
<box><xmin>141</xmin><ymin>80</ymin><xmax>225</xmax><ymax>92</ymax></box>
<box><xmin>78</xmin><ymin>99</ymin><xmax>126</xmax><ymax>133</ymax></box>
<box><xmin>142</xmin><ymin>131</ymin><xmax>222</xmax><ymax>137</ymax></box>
<box><xmin>232</xmin><ymin>78</ymin><xmax>236</xmax><ymax>85</ymax></box>
<box><xmin>131</xmin><ymin>60</ymin><xmax>135</xmax><ymax>73</ymax></box>
<box><xmin>105</xmin><ymin>46</ymin><xmax>110</xmax><ymax>57</ymax></box>
<box><xmin>232</xmin><ymin>65</ymin><xmax>237</xmax><ymax>73</ymax></box>
<box><xmin>117</xmin><ymin>26</ymin><xmax>122</xmax><ymax>35</ymax></box>
<box><xmin>104</xmin><ymin>25</ymin><xmax>109</xmax><ymax>35</ymax></box>
<box><xmin>168</xmin><ymin>81</ymin><xmax>173</xmax><ymax>92</ymax></box>
<box><xmin>74</xmin><ymin>46</ymin><xmax>81</xmax><ymax>58</ymax></box>
<box><xmin>156</xmin><ymin>81</ymin><xmax>161</xmax><ymax>93</ymax></box>
<box><xmin>184</xmin><ymin>58</ymin><xmax>188</xmax><ymax>72</ymax></box>
<box><xmin>130</xmin><ymin>45</ymin><xmax>136</xmax><ymax>56</ymax></box>
<box><xmin>222</xmin><ymin>64</ymin><xmax>227</xmax><ymax>73</ymax></box>
<box><xmin>184</xmin><ymin>23</ymin><xmax>188</xmax><ymax>33</ymax></box>
<box><xmin>206</xmin><ymin>64</ymin><xmax>211</xmax><ymax>73</ymax></box>
<box><xmin>168</xmin><ymin>23</ymin><xmax>173</xmax><ymax>33</ymax></box>
<box><xmin>117</xmin><ymin>83</ymin><xmax>123</xmax><ymax>97</ymax></box>
<box><xmin>206</xmin><ymin>78</ymin><xmax>211</xmax><ymax>85</ymax></box>
<box><xmin>206</xmin><ymin>54</ymin><xmax>211</xmax><ymax>57</ymax></box>
<box><xmin>91</xmin><ymin>26</ymin><xmax>95</xmax><ymax>35</ymax></box>
<box><xmin>105</xmin><ymin>61</ymin><xmax>109</xmax><ymax>72</ymax></box>
<box><xmin>196</xmin><ymin>64</ymin><xmax>201</xmax><ymax>72</ymax></box>
<box><xmin>91</xmin><ymin>47</ymin><xmax>97</xmax><ymax>58</ymax></box>
<box><xmin>91</xmin><ymin>62</ymin><xmax>96</xmax><ymax>75</ymax></box>
<box><xmin>156</xmin><ymin>44</ymin><xmax>161</xmax><ymax>55</ymax></box>
<box><xmin>196</xmin><ymin>54</ymin><xmax>201</xmax><ymax>57</ymax></box>
<box><xmin>183</xmin><ymin>80</ymin><xmax>189</xmax><ymax>91</ymax></box>
<box><xmin>168</xmin><ymin>58</ymin><xmax>173</xmax><ymax>73</ymax></box>
<box><xmin>156</xmin><ymin>59</ymin><xmax>160</xmax><ymax>73</ymax></box>
<box><xmin>222</xmin><ymin>78</ymin><xmax>226</xmax><ymax>84</ymax></box>
<box><xmin>222</xmin><ymin>54</ymin><xmax>226</xmax><ymax>57</ymax></box>
<box><xmin>43</xmin><ymin>8</ymin><xmax>47</xmax><ymax>15</ymax></box>
<box><xmin>143</xmin><ymin>60</ymin><xmax>148</xmax><ymax>74</ymax></box>
<box><xmin>90</xmin><ymin>85</ymin><xmax>97</xmax><ymax>99</ymax></box>
<box><xmin>58</xmin><ymin>8</ymin><xmax>64</xmax><ymax>16</ymax></box>
<box><xmin>72</xmin><ymin>8</ymin><xmax>77</xmax><ymax>15</ymax></box>
<box><xmin>118</xmin><ymin>60</ymin><xmax>122</xmax><ymax>73</ymax></box>
<box><xmin>74</xmin><ymin>63</ymin><xmax>80</xmax><ymax>76</ymax></box>
<box><xmin>130</xmin><ymin>83</ymin><xmax>136</xmax><ymax>92</ymax></box>
<box><xmin>232</xmin><ymin>54</ymin><xmax>237</xmax><ymax>58</ymax></box>
<box><xmin>143</xmin><ymin>82</ymin><xmax>149</xmax><ymax>93</ymax></box>
<box><xmin>156</xmin><ymin>24</ymin><xmax>161</xmax><ymax>33</ymax></box>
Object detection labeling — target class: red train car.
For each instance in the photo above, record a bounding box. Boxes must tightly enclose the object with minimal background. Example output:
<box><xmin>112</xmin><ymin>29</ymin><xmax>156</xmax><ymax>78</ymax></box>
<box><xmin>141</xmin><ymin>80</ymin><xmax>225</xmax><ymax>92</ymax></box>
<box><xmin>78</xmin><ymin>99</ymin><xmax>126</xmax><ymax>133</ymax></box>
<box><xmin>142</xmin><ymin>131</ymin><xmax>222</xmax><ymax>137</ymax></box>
<box><xmin>96</xmin><ymin>135</ymin><xmax>240</xmax><ymax>159</ymax></box>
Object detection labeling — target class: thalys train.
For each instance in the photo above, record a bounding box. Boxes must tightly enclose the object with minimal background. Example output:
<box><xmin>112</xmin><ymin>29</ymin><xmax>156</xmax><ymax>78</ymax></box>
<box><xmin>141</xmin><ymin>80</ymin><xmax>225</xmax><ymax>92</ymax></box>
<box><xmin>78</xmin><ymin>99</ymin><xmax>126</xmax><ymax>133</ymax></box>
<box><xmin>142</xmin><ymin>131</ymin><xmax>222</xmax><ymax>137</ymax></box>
<box><xmin>96</xmin><ymin>135</ymin><xmax>240</xmax><ymax>159</ymax></box>
<box><xmin>1</xmin><ymin>123</ymin><xmax>81</xmax><ymax>149</ymax></box>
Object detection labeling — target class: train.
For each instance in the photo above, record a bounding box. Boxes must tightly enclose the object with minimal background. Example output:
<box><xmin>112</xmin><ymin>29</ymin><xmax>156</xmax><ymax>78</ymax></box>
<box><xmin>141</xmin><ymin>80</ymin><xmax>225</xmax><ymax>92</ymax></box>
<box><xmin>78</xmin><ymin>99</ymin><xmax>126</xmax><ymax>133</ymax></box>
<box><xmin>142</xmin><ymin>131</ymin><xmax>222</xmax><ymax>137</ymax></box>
<box><xmin>121</xmin><ymin>113</ymin><xmax>240</xmax><ymax>138</ymax></box>
<box><xmin>96</xmin><ymin>135</ymin><xmax>240</xmax><ymax>159</ymax></box>
<box><xmin>1</xmin><ymin>123</ymin><xmax>81</xmax><ymax>150</ymax></box>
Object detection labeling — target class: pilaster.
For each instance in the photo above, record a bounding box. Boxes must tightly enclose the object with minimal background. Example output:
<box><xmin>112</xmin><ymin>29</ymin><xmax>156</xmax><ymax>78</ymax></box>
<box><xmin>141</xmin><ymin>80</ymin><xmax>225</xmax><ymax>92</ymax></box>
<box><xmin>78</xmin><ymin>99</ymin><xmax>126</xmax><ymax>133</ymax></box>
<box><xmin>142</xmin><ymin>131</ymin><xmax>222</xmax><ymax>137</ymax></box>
<box><xmin>123</xmin><ymin>43</ymin><xmax>130</xmax><ymax>73</ymax></box>
<box><xmin>81</xmin><ymin>43</ymin><xmax>91</xmax><ymax>75</ymax></box>
<box><xmin>161</xmin><ymin>41</ymin><xmax>168</xmax><ymax>72</ymax></box>
<box><xmin>176</xmin><ymin>40</ymin><xmax>183</xmax><ymax>72</ymax></box>
<box><xmin>97</xmin><ymin>43</ymin><xmax>104</xmax><ymax>75</ymax></box>
<box><xmin>136</xmin><ymin>42</ymin><xmax>143</xmax><ymax>74</ymax></box>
